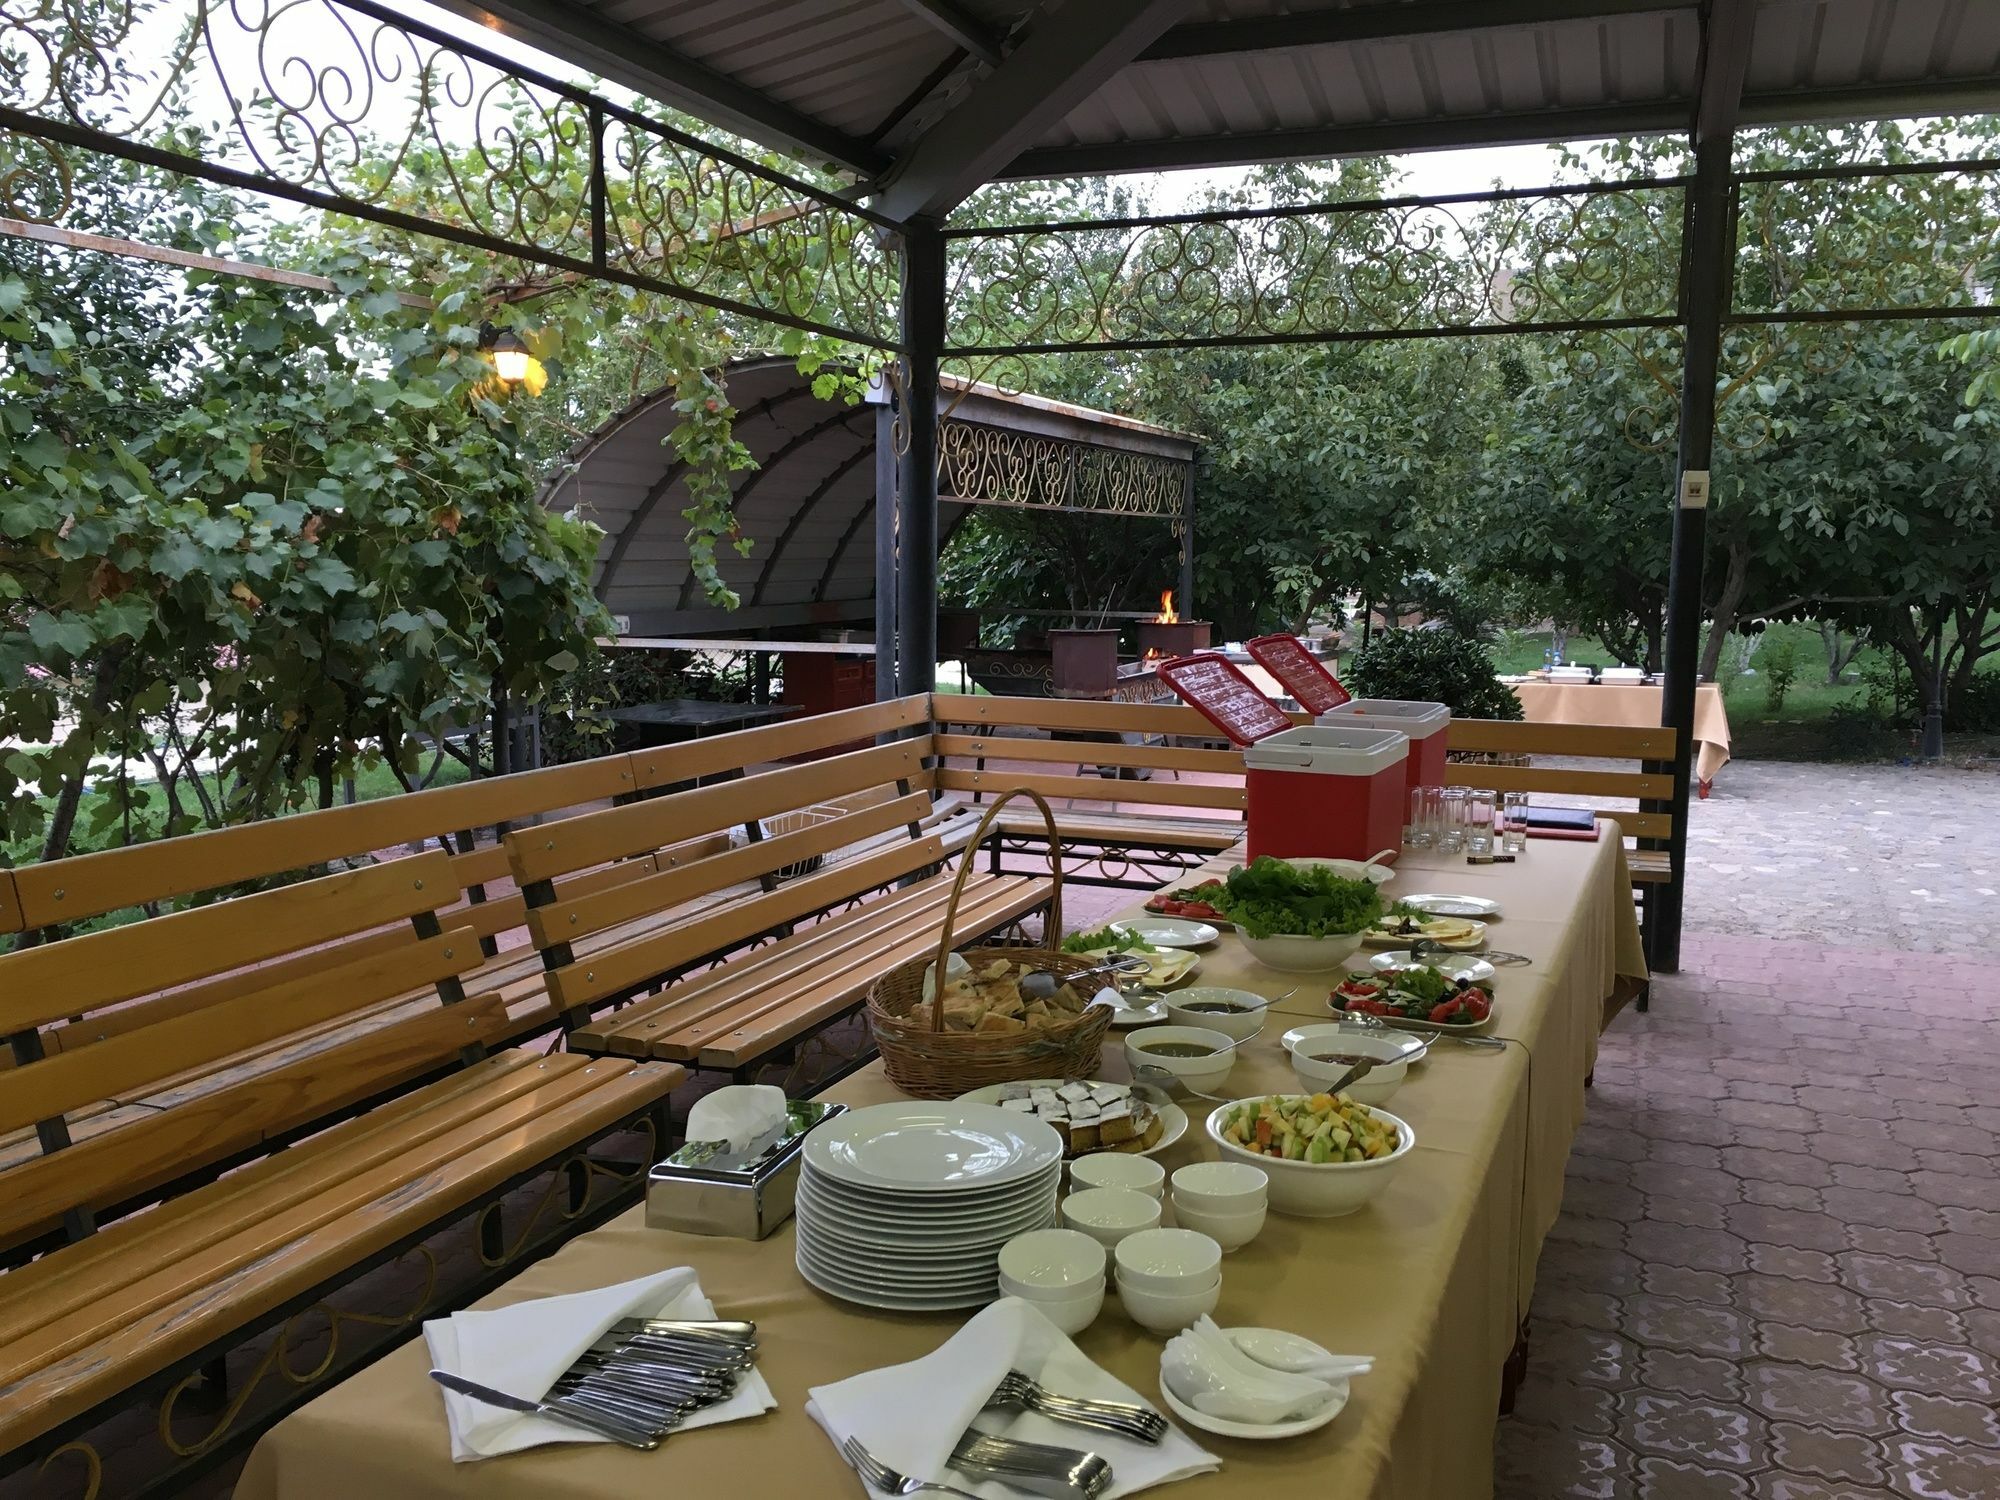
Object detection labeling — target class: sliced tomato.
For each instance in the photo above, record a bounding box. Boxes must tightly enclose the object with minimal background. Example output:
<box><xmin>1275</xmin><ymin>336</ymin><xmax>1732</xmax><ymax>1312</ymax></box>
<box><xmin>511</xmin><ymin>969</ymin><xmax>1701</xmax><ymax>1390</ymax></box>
<box><xmin>1429</xmin><ymin>999</ymin><xmax>1466</xmax><ymax>1025</ymax></box>
<box><xmin>1460</xmin><ymin>988</ymin><xmax>1492</xmax><ymax>1021</ymax></box>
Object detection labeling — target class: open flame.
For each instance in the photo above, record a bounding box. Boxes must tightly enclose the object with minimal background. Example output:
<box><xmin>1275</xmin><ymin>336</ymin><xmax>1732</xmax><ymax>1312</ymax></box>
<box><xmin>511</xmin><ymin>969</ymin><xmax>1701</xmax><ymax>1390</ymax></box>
<box><xmin>1153</xmin><ymin>589</ymin><xmax>1179</xmax><ymax>625</ymax></box>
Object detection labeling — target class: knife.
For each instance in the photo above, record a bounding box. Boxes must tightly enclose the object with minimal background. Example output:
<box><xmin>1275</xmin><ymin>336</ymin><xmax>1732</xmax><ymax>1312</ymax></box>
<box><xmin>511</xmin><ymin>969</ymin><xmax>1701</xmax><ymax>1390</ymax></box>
<box><xmin>429</xmin><ymin>1369</ymin><xmax>663</xmax><ymax>1450</ymax></box>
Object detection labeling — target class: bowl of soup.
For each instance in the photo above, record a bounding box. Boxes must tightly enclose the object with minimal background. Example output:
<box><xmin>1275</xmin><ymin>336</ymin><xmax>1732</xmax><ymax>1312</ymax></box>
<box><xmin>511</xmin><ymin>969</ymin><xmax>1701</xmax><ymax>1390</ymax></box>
<box><xmin>1279</xmin><ymin>1025</ymin><xmax>1424</xmax><ymax>1105</ymax></box>
<box><xmin>1123</xmin><ymin>1025</ymin><xmax>1237</xmax><ymax>1095</ymax></box>
<box><xmin>1165</xmin><ymin>987</ymin><xmax>1267</xmax><ymax>1042</ymax></box>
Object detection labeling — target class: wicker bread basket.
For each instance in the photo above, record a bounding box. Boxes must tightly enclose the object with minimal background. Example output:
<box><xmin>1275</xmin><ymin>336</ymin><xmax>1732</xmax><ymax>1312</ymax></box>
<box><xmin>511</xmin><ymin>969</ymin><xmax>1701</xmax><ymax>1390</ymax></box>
<box><xmin>868</xmin><ymin>789</ymin><xmax>1112</xmax><ymax>1099</ymax></box>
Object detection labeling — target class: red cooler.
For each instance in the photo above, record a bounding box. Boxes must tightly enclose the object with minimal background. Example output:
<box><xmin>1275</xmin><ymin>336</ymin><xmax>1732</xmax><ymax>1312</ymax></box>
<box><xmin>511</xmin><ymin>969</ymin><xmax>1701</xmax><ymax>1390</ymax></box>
<box><xmin>1242</xmin><ymin>725</ymin><xmax>1408</xmax><ymax>864</ymax></box>
<box><xmin>1243</xmin><ymin>634</ymin><xmax>1350</xmax><ymax>714</ymax></box>
<box><xmin>1319</xmin><ymin>698</ymin><xmax>1450</xmax><ymax>796</ymax></box>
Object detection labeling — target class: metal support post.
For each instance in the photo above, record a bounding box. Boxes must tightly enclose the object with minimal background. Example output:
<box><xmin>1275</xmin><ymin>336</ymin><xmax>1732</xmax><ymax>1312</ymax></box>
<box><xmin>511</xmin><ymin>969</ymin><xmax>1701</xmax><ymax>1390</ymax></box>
<box><xmin>1651</xmin><ymin>131</ymin><xmax>1734</xmax><ymax>975</ymax></box>
<box><xmin>895</xmin><ymin>225</ymin><xmax>946</xmax><ymax>698</ymax></box>
<box><xmin>874</xmin><ymin>402</ymin><xmax>900</xmax><ymax>704</ymax></box>
<box><xmin>1177</xmin><ymin>461</ymin><xmax>1196</xmax><ymax>613</ymax></box>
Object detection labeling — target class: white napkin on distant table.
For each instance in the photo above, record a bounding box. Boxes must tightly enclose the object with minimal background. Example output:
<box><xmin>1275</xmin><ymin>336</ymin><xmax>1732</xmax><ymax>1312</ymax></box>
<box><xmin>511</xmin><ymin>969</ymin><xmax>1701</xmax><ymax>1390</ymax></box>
<box><xmin>806</xmin><ymin>1299</ymin><xmax>1218</xmax><ymax>1499</ymax></box>
<box><xmin>423</xmin><ymin>1267</ymin><xmax>776</xmax><ymax>1462</ymax></box>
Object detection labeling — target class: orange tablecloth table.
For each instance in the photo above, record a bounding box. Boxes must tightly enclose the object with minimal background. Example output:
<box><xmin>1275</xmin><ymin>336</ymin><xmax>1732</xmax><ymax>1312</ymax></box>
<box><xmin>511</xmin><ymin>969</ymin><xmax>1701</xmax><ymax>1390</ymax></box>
<box><xmin>1508</xmin><ymin>680</ymin><xmax>1731</xmax><ymax>794</ymax></box>
<box><xmin>238</xmin><ymin>838</ymin><xmax>1644</xmax><ymax>1500</ymax></box>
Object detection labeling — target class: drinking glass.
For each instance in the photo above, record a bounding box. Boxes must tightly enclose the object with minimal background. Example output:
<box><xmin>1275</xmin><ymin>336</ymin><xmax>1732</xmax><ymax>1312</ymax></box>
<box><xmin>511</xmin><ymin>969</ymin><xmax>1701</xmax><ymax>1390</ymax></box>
<box><xmin>1502</xmin><ymin>792</ymin><xmax>1530</xmax><ymax>854</ymax></box>
<box><xmin>1464</xmin><ymin>789</ymin><xmax>1499</xmax><ymax>856</ymax></box>
<box><xmin>1437</xmin><ymin>787</ymin><xmax>1469</xmax><ymax>854</ymax></box>
<box><xmin>1404</xmin><ymin>787</ymin><xmax>1434</xmax><ymax>849</ymax></box>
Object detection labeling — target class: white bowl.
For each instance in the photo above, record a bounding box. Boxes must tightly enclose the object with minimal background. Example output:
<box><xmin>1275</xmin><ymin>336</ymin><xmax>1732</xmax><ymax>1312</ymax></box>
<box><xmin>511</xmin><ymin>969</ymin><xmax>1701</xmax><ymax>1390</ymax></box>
<box><xmin>1238</xmin><ymin>930</ymin><xmax>1366</xmax><ymax>974</ymax></box>
<box><xmin>1204</xmin><ymin>1098</ymin><xmax>1416</xmax><ymax>1218</ymax></box>
<box><xmin>1123</xmin><ymin>1026</ymin><xmax>1237</xmax><ymax>1095</ymax></box>
<box><xmin>1169</xmin><ymin>1161</ymin><xmax>1269</xmax><ymax>1215</ymax></box>
<box><xmin>1282</xmin><ymin>1027</ymin><xmax>1419</xmax><ymax>1105</ymax></box>
<box><xmin>1114</xmin><ymin>1227</ymin><xmax>1222</xmax><ymax>1294</ymax></box>
<box><xmin>1061</xmin><ymin>1187</ymin><xmax>1162</xmax><ymax>1248</ymax></box>
<box><xmin>998</xmin><ymin>1228</ymin><xmax>1106</xmax><ymax>1292</ymax></box>
<box><xmin>1165</xmin><ymin>988</ymin><xmax>1268</xmax><ymax>1041</ymax></box>
<box><xmin>1170</xmin><ymin>1198</ymin><xmax>1267</xmax><ymax>1253</ymax></box>
<box><xmin>1069</xmin><ymin>1152</ymin><xmax>1166</xmax><ymax>1199</ymax></box>
<box><xmin>1117</xmin><ymin>1273</ymin><xmax>1222</xmax><ymax>1335</ymax></box>
<box><xmin>999</xmin><ymin>1278</ymin><xmax>1105</xmax><ymax>1336</ymax></box>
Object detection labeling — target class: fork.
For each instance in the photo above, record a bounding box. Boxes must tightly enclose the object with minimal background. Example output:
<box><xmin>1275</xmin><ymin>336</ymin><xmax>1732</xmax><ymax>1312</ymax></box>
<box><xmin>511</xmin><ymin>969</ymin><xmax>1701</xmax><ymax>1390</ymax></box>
<box><xmin>988</xmin><ymin>1370</ymin><xmax>1167</xmax><ymax>1444</ymax></box>
<box><xmin>841</xmin><ymin>1435</ymin><xmax>984</xmax><ymax>1499</ymax></box>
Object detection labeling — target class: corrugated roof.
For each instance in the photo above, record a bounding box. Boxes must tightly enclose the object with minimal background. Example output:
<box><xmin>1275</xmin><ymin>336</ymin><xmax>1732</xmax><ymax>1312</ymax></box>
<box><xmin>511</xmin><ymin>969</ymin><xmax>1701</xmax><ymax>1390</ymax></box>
<box><xmin>441</xmin><ymin>0</ymin><xmax>2000</xmax><ymax>209</ymax></box>
<box><xmin>543</xmin><ymin>356</ymin><xmax>1197</xmax><ymax>636</ymax></box>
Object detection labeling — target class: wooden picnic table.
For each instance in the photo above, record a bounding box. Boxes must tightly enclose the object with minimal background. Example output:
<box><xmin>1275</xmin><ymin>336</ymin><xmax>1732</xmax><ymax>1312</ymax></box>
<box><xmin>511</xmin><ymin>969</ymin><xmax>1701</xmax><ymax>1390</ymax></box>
<box><xmin>237</xmin><ymin>833</ymin><xmax>1643</xmax><ymax>1500</ymax></box>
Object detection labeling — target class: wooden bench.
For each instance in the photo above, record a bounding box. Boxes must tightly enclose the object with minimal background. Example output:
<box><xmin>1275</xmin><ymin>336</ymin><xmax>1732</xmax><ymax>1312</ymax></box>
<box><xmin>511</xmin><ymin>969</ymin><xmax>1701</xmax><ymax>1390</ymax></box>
<box><xmin>519</xmin><ymin>735</ymin><xmax>1054</xmax><ymax>1074</ymax></box>
<box><xmin>0</xmin><ymin>850</ymin><xmax>683</xmax><ymax>1491</ymax></box>
<box><xmin>928</xmin><ymin>695</ymin><xmax>1676</xmax><ymax>942</ymax></box>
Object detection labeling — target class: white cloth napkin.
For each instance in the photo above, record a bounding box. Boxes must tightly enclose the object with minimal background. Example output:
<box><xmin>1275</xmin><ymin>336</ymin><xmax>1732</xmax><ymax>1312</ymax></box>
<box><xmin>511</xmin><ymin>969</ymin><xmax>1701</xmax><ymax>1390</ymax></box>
<box><xmin>806</xmin><ymin>1298</ymin><xmax>1218</xmax><ymax>1499</ymax></box>
<box><xmin>423</xmin><ymin>1267</ymin><xmax>776</xmax><ymax>1462</ymax></box>
<box><xmin>686</xmin><ymin>1083</ymin><xmax>787</xmax><ymax>1148</ymax></box>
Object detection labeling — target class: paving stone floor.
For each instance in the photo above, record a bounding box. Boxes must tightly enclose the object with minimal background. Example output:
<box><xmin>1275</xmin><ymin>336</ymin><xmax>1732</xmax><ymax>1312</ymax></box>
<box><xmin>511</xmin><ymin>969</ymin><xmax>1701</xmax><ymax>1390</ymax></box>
<box><xmin>1494</xmin><ymin>759</ymin><xmax>2000</xmax><ymax>1499</ymax></box>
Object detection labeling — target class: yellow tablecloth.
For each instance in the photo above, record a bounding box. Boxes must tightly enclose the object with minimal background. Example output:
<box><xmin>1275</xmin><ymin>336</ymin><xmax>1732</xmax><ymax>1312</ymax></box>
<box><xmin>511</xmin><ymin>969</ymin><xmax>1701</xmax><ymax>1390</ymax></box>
<box><xmin>1508</xmin><ymin>680</ymin><xmax>1731</xmax><ymax>787</ymax></box>
<box><xmin>237</xmin><ymin>838</ymin><xmax>1644</xmax><ymax>1500</ymax></box>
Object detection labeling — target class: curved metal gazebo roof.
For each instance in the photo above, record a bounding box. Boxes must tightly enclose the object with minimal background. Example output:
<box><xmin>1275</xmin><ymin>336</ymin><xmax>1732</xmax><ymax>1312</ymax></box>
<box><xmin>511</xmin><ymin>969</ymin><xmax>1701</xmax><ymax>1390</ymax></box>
<box><xmin>542</xmin><ymin>356</ymin><xmax>1198</xmax><ymax>637</ymax></box>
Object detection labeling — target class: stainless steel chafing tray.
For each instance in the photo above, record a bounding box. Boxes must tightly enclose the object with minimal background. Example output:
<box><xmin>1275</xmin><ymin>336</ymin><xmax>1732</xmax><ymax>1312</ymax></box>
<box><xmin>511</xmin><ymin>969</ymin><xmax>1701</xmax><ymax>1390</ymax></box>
<box><xmin>645</xmin><ymin>1099</ymin><xmax>846</xmax><ymax>1239</ymax></box>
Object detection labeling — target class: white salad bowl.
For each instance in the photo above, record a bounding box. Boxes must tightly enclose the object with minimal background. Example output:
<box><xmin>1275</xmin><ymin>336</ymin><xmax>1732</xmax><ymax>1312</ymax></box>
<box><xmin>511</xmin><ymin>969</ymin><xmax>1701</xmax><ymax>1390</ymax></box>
<box><xmin>1237</xmin><ymin>930</ymin><xmax>1366</xmax><ymax>974</ymax></box>
<box><xmin>1114</xmin><ymin>1227</ymin><xmax>1223</xmax><ymax>1295</ymax></box>
<box><xmin>1169</xmin><ymin>1161</ymin><xmax>1269</xmax><ymax>1215</ymax></box>
<box><xmin>1068</xmin><ymin>1152</ymin><xmax>1166</xmax><ymax>1199</ymax></box>
<box><xmin>1204</xmin><ymin>1099</ymin><xmax>1416</xmax><ymax>1218</ymax></box>
<box><xmin>1061</xmin><ymin>1187</ymin><xmax>1162</xmax><ymax>1249</ymax></box>
<box><xmin>1117</xmin><ymin>1274</ymin><xmax>1222</xmax><ymax>1335</ymax></box>
<box><xmin>1170</xmin><ymin>1198</ymin><xmax>1267</xmax><ymax>1253</ymax></box>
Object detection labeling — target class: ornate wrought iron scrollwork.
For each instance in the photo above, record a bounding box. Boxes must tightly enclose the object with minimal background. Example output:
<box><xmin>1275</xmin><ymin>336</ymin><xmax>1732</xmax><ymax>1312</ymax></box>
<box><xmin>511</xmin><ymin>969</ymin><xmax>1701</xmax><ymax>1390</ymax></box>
<box><xmin>0</xmin><ymin>0</ymin><xmax>900</xmax><ymax>346</ymax></box>
<box><xmin>937</xmin><ymin>419</ymin><xmax>1184</xmax><ymax>517</ymax></box>
<box><xmin>942</xmin><ymin>182</ymin><xmax>1686</xmax><ymax>355</ymax></box>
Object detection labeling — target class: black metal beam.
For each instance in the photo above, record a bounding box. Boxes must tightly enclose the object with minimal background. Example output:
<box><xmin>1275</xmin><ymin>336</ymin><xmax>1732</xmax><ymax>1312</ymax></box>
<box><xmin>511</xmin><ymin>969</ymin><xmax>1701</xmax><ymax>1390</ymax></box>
<box><xmin>995</xmin><ymin>100</ymin><xmax>1691</xmax><ymax>181</ymax></box>
<box><xmin>895</xmin><ymin>228</ymin><xmax>946</xmax><ymax>694</ymax></box>
<box><xmin>1141</xmin><ymin>0</ymin><xmax>1689</xmax><ymax>61</ymax></box>
<box><xmin>868</xmin><ymin>49</ymin><xmax>971</xmax><ymax>148</ymax></box>
<box><xmin>893</xmin><ymin>0</ymin><xmax>1005</xmax><ymax>68</ymax></box>
<box><xmin>871</xmin><ymin>0</ymin><xmax>1195</xmax><ymax>221</ymax></box>
<box><xmin>426</xmin><ymin>0</ymin><xmax>886</xmax><ymax>176</ymax></box>
<box><xmin>1650</xmin><ymin>0</ymin><xmax>1755</xmax><ymax>976</ymax></box>
<box><xmin>870</xmin><ymin>403</ymin><xmax>899</xmax><ymax>699</ymax></box>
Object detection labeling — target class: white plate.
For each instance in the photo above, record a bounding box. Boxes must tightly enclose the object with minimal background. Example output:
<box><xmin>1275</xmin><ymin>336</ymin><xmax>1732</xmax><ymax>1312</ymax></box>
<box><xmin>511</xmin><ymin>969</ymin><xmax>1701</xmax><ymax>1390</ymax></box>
<box><xmin>795</xmin><ymin>1251</ymin><xmax>998</xmax><ymax>1311</ymax></box>
<box><xmin>955</xmin><ymin>1079</ymin><xmax>1190</xmax><ymax>1161</ymax></box>
<box><xmin>1112</xmin><ymin>917</ymin><xmax>1220</xmax><ymax>949</ymax></box>
<box><xmin>805</xmin><ymin>1102</ymin><xmax>1064</xmax><ymax>1193</ymax></box>
<box><xmin>1368</xmin><ymin>953</ymin><xmax>1496</xmax><ymax>983</ymax></box>
<box><xmin>1157</xmin><ymin>1328</ymin><xmax>1352</xmax><ymax>1440</ymax></box>
<box><xmin>1361</xmin><ymin>918</ymin><xmax>1486</xmax><ymax>950</ymax></box>
<box><xmin>1398</xmin><ymin>893</ymin><xmax>1502</xmax><ymax>918</ymax></box>
<box><xmin>1081</xmin><ymin>946</ymin><xmax>1200</xmax><ymax>990</ymax></box>
<box><xmin>798</xmin><ymin>1191</ymin><xmax>1057</xmax><ymax>1247</ymax></box>
<box><xmin>798</xmin><ymin>1183</ymin><xmax>1058</xmax><ymax>1231</ymax></box>
<box><xmin>801</xmin><ymin>1160</ymin><xmax>1061</xmax><ymax>1211</ymax></box>
<box><xmin>1106</xmin><ymin>999</ymin><xmax>1168</xmax><ymax>1028</ymax></box>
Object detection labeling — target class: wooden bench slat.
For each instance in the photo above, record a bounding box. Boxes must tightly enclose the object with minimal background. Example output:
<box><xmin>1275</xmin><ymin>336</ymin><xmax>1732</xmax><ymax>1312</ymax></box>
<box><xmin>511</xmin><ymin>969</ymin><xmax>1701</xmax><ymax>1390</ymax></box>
<box><xmin>932</xmin><ymin>693</ymin><xmax>1306</xmax><ymax>737</ymax></box>
<box><xmin>547</xmin><ymin>834</ymin><xmax>947</xmax><ymax>1012</ymax></box>
<box><xmin>938</xmin><ymin>767</ymin><xmax>1245</xmax><ymax>811</ymax></box>
<box><xmin>0</xmin><ymin>926</ymin><xmax>483</xmax><ymax>1136</ymax></box>
<box><xmin>9</xmin><ymin>758</ymin><xmax>639</xmax><ymax>929</ymax></box>
<box><xmin>582</xmin><ymin>874</ymin><xmax>985</xmax><ymax>1059</ymax></box>
<box><xmin>934</xmin><ymin>732</ymin><xmax>1245</xmax><ymax>775</ymax></box>
<box><xmin>626</xmin><ymin>695</ymin><xmax>931</xmax><ymax>790</ymax></box>
<box><xmin>0</xmin><ymin>1055</ymin><xmax>680</xmax><ymax>1453</ymax></box>
<box><xmin>1597</xmin><ymin>810</ymin><xmax>1673</xmax><ymax>839</ymax></box>
<box><xmin>1451</xmin><ymin>765</ymin><xmax>1674</xmax><ymax>800</ymax></box>
<box><xmin>533</xmin><ymin>792</ymin><xmax>930</xmax><ymax>947</ymax></box>
<box><xmin>0</xmin><ymin>850</ymin><xmax>459</xmax><ymax>1035</ymax></box>
<box><xmin>989</xmin><ymin>806</ymin><xmax>1241</xmax><ymax>849</ymax></box>
<box><xmin>0</xmin><ymin>997</ymin><xmax>516</xmax><ymax>1251</ymax></box>
<box><xmin>694</xmin><ymin>875</ymin><xmax>1047</xmax><ymax>1069</ymax></box>
<box><xmin>1446</xmin><ymin>720</ymin><xmax>1679</xmax><ymax>758</ymax></box>
<box><xmin>509</xmin><ymin>739</ymin><xmax>929</xmax><ymax>885</ymax></box>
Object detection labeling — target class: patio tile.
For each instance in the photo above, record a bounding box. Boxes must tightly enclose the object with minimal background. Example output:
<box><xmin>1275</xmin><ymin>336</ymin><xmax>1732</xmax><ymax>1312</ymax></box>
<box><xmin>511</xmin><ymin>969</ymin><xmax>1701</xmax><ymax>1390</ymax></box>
<box><xmin>1497</xmin><ymin>896</ymin><xmax>2000</xmax><ymax>1500</ymax></box>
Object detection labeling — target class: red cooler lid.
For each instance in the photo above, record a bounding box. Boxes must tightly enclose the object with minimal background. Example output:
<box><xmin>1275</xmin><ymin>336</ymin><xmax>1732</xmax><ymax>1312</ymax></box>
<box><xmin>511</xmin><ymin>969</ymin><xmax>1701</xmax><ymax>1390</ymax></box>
<box><xmin>1244</xmin><ymin>634</ymin><xmax>1351</xmax><ymax>714</ymax></box>
<box><xmin>1154</xmin><ymin>654</ymin><xmax>1295</xmax><ymax>746</ymax></box>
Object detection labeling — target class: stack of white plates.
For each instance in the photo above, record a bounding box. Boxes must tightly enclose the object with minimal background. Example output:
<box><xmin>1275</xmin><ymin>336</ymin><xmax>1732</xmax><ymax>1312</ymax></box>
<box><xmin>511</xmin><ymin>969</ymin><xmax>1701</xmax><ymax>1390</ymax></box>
<box><xmin>795</xmin><ymin>1101</ymin><xmax>1065</xmax><ymax>1311</ymax></box>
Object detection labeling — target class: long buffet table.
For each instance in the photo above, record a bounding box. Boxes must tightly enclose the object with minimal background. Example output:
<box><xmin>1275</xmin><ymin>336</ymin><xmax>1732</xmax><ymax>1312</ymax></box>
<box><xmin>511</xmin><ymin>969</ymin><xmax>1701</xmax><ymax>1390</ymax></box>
<box><xmin>237</xmin><ymin>834</ymin><xmax>1645</xmax><ymax>1500</ymax></box>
